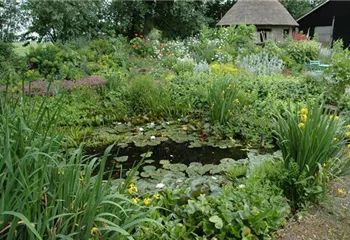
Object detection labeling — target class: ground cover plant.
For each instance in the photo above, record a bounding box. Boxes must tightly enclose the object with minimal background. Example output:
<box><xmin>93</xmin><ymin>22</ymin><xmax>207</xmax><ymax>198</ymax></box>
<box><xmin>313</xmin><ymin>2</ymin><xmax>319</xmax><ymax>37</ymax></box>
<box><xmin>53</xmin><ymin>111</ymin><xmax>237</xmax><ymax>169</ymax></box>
<box><xmin>1</xmin><ymin>24</ymin><xmax>350</xmax><ymax>239</ymax></box>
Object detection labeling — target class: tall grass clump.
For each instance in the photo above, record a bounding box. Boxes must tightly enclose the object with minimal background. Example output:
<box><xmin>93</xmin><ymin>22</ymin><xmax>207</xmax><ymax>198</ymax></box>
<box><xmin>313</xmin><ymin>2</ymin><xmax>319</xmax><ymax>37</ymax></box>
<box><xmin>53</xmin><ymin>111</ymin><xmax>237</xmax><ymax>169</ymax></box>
<box><xmin>208</xmin><ymin>77</ymin><xmax>244</xmax><ymax>124</ymax></box>
<box><xmin>0</xmin><ymin>86</ymin><xmax>160</xmax><ymax>239</ymax></box>
<box><xmin>274</xmin><ymin>101</ymin><xmax>350</xmax><ymax>209</ymax></box>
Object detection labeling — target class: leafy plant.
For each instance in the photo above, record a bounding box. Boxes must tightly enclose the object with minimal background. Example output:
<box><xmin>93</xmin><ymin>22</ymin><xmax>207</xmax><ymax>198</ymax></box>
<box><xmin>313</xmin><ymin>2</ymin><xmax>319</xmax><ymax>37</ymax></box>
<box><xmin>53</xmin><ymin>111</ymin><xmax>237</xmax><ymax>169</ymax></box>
<box><xmin>0</xmin><ymin>86</ymin><xmax>160</xmax><ymax>239</ymax></box>
<box><xmin>208</xmin><ymin>76</ymin><xmax>245</xmax><ymax>124</ymax></box>
<box><xmin>274</xmin><ymin>100</ymin><xmax>349</xmax><ymax>208</ymax></box>
<box><xmin>237</xmin><ymin>51</ymin><xmax>284</xmax><ymax>76</ymax></box>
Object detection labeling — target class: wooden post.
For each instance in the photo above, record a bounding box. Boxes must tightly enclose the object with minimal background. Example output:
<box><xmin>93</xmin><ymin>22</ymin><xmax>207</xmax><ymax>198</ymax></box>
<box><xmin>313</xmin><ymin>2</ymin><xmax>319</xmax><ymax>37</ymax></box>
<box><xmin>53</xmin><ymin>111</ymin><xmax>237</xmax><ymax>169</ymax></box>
<box><xmin>330</xmin><ymin>16</ymin><xmax>335</xmax><ymax>47</ymax></box>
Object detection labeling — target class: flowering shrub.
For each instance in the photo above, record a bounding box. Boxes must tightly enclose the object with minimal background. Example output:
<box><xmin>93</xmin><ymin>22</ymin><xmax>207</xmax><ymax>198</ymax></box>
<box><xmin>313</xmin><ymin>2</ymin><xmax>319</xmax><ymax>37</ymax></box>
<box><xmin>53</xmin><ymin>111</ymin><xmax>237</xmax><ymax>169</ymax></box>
<box><xmin>292</xmin><ymin>32</ymin><xmax>308</xmax><ymax>41</ymax></box>
<box><xmin>130</xmin><ymin>36</ymin><xmax>154</xmax><ymax>58</ymax></box>
<box><xmin>23</xmin><ymin>75</ymin><xmax>107</xmax><ymax>96</ymax></box>
<box><xmin>209</xmin><ymin>63</ymin><xmax>238</xmax><ymax>75</ymax></box>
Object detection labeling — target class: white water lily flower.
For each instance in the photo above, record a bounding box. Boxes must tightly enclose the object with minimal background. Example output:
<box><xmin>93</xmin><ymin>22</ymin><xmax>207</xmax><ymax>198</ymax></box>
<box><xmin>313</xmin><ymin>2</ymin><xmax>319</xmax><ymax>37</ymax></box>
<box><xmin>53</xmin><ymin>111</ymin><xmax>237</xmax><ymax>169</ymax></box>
<box><xmin>156</xmin><ymin>183</ymin><xmax>165</xmax><ymax>189</ymax></box>
<box><xmin>150</xmin><ymin>136</ymin><xmax>156</xmax><ymax>140</ymax></box>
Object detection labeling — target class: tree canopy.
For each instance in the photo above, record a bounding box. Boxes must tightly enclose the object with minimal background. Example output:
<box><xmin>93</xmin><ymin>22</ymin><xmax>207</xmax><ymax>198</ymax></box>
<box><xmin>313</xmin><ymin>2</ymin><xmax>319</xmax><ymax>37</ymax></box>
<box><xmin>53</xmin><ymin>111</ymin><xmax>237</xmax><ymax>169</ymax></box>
<box><xmin>0</xmin><ymin>0</ymin><xmax>326</xmax><ymax>42</ymax></box>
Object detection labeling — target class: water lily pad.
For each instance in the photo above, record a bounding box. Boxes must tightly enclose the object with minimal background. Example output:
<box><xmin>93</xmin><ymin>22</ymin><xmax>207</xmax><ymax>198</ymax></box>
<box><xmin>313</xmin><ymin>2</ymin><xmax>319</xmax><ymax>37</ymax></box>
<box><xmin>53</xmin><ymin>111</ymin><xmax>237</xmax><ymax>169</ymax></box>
<box><xmin>146</xmin><ymin>140</ymin><xmax>161</xmax><ymax>146</ymax></box>
<box><xmin>162</xmin><ymin>164</ymin><xmax>172</xmax><ymax>170</ymax></box>
<box><xmin>145</xmin><ymin>159</ymin><xmax>155</xmax><ymax>164</ymax></box>
<box><xmin>220</xmin><ymin>158</ymin><xmax>235</xmax><ymax>164</ymax></box>
<box><xmin>134</xmin><ymin>141</ymin><xmax>148</xmax><ymax>147</ymax></box>
<box><xmin>189</xmin><ymin>162</ymin><xmax>202</xmax><ymax>168</ymax></box>
<box><xmin>186</xmin><ymin>167</ymin><xmax>199</xmax><ymax>177</ymax></box>
<box><xmin>197</xmin><ymin>164</ymin><xmax>214</xmax><ymax>175</ymax></box>
<box><xmin>160</xmin><ymin>160</ymin><xmax>170</xmax><ymax>165</ymax></box>
<box><xmin>140</xmin><ymin>151</ymin><xmax>153</xmax><ymax>158</ymax></box>
<box><xmin>169</xmin><ymin>163</ymin><xmax>187</xmax><ymax>172</ymax></box>
<box><xmin>143</xmin><ymin>165</ymin><xmax>156</xmax><ymax>172</ymax></box>
<box><xmin>117</xmin><ymin>142</ymin><xmax>128</xmax><ymax>148</ymax></box>
<box><xmin>140</xmin><ymin>172</ymin><xmax>151</xmax><ymax>178</ymax></box>
<box><xmin>114</xmin><ymin>156</ymin><xmax>128</xmax><ymax>162</ymax></box>
<box><xmin>188</xmin><ymin>141</ymin><xmax>202</xmax><ymax>148</ymax></box>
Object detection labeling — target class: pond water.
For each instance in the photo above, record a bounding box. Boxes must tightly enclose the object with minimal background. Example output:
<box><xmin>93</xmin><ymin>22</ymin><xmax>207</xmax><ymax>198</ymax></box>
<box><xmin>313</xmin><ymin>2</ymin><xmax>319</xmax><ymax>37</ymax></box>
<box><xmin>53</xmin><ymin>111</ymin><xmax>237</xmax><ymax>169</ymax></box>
<box><xmin>87</xmin><ymin>140</ymin><xmax>248</xmax><ymax>178</ymax></box>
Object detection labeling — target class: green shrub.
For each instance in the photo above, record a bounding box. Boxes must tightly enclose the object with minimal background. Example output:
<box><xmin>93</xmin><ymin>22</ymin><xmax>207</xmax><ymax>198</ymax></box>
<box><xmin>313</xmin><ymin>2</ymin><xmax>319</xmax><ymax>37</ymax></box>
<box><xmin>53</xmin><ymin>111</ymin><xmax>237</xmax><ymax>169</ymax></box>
<box><xmin>279</xmin><ymin>39</ymin><xmax>320</xmax><ymax>66</ymax></box>
<box><xmin>150</xmin><ymin>161</ymin><xmax>290</xmax><ymax>239</ymax></box>
<box><xmin>325</xmin><ymin>40</ymin><xmax>350</xmax><ymax>98</ymax></box>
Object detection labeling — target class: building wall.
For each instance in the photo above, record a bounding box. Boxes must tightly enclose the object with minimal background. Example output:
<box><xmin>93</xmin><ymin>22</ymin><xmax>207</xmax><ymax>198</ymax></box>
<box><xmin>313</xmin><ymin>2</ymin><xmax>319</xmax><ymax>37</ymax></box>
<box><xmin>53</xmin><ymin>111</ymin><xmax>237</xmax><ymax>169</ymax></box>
<box><xmin>255</xmin><ymin>26</ymin><xmax>293</xmax><ymax>43</ymax></box>
<box><xmin>298</xmin><ymin>1</ymin><xmax>350</xmax><ymax>47</ymax></box>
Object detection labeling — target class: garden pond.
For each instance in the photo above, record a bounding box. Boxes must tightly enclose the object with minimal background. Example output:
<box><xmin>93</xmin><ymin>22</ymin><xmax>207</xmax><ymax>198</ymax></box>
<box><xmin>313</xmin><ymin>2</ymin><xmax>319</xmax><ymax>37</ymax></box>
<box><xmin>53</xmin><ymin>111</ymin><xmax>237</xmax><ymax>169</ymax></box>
<box><xmin>83</xmin><ymin>120</ymin><xmax>280</xmax><ymax>195</ymax></box>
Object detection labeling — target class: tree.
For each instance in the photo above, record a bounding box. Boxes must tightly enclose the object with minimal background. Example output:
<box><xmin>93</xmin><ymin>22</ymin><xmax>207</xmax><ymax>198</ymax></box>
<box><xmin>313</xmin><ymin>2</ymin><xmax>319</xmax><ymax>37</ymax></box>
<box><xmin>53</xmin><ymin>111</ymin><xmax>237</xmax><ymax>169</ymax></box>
<box><xmin>25</xmin><ymin>0</ymin><xmax>104</xmax><ymax>42</ymax></box>
<box><xmin>205</xmin><ymin>0</ymin><xmax>236</xmax><ymax>27</ymax></box>
<box><xmin>280</xmin><ymin>0</ymin><xmax>325</xmax><ymax>19</ymax></box>
<box><xmin>0</xmin><ymin>0</ymin><xmax>26</xmax><ymax>42</ymax></box>
<box><xmin>152</xmin><ymin>1</ymin><xmax>208</xmax><ymax>39</ymax></box>
<box><xmin>106</xmin><ymin>1</ymin><xmax>208</xmax><ymax>39</ymax></box>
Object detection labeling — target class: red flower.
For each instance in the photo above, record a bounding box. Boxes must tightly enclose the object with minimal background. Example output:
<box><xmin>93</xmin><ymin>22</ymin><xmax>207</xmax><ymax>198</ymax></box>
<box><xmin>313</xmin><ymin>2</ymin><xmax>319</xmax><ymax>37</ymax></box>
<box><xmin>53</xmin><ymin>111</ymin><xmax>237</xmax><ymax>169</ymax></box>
<box><xmin>133</xmin><ymin>44</ymin><xmax>137</xmax><ymax>49</ymax></box>
<box><xmin>137</xmin><ymin>56</ymin><xmax>141</xmax><ymax>60</ymax></box>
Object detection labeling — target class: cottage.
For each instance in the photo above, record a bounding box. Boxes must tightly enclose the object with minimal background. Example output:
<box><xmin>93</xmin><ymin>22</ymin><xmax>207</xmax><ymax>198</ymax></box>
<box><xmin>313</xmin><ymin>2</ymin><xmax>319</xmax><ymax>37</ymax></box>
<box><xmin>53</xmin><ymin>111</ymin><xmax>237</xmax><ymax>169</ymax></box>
<box><xmin>216</xmin><ymin>0</ymin><xmax>298</xmax><ymax>43</ymax></box>
<box><xmin>297</xmin><ymin>0</ymin><xmax>350</xmax><ymax>47</ymax></box>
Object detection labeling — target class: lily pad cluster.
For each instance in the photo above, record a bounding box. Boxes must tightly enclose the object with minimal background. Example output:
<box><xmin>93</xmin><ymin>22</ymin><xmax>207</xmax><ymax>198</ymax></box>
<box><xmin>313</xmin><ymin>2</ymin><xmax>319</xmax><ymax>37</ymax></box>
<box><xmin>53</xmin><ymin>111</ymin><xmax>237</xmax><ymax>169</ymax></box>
<box><xmin>82</xmin><ymin>120</ymin><xmax>243</xmax><ymax>150</ymax></box>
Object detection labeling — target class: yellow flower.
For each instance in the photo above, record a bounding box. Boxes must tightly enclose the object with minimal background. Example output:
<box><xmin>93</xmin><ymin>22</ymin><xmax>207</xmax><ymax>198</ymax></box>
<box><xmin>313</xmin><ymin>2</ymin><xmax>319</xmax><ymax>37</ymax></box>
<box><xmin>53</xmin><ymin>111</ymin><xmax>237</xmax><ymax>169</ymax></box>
<box><xmin>333</xmin><ymin>138</ymin><xmax>339</xmax><ymax>142</ymax></box>
<box><xmin>347</xmin><ymin>144</ymin><xmax>350</xmax><ymax>149</ymax></box>
<box><xmin>79</xmin><ymin>175</ymin><xmax>85</xmax><ymax>183</ymax></box>
<box><xmin>300</xmin><ymin>108</ymin><xmax>308</xmax><ymax>115</ymax></box>
<box><xmin>128</xmin><ymin>183</ymin><xmax>138</xmax><ymax>194</ymax></box>
<box><xmin>143</xmin><ymin>198</ymin><xmax>151</xmax><ymax>206</ymax></box>
<box><xmin>183</xmin><ymin>125</ymin><xmax>189</xmax><ymax>131</ymax></box>
<box><xmin>329</xmin><ymin>115</ymin><xmax>339</xmax><ymax>121</ymax></box>
<box><xmin>298</xmin><ymin>122</ymin><xmax>305</xmax><ymax>128</ymax></box>
<box><xmin>345</xmin><ymin>132</ymin><xmax>350</xmax><ymax>137</ymax></box>
<box><xmin>337</xmin><ymin>188</ymin><xmax>345</xmax><ymax>197</ymax></box>
<box><xmin>233</xmin><ymin>98</ymin><xmax>240</xmax><ymax>104</ymax></box>
<box><xmin>132</xmin><ymin>197</ymin><xmax>140</xmax><ymax>204</ymax></box>
<box><xmin>58</xmin><ymin>170</ymin><xmax>64</xmax><ymax>175</ymax></box>
<box><xmin>153</xmin><ymin>193</ymin><xmax>160</xmax><ymax>200</ymax></box>
<box><xmin>90</xmin><ymin>227</ymin><xmax>99</xmax><ymax>236</ymax></box>
<box><xmin>300</xmin><ymin>114</ymin><xmax>307</xmax><ymax>122</ymax></box>
<box><xmin>322</xmin><ymin>163</ymin><xmax>326</xmax><ymax>168</ymax></box>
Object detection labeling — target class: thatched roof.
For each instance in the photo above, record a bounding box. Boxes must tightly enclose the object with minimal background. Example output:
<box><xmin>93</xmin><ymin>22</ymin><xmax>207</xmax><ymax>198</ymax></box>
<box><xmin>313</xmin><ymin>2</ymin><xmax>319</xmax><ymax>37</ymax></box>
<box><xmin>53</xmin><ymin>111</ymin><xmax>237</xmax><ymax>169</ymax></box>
<box><xmin>217</xmin><ymin>0</ymin><xmax>299</xmax><ymax>27</ymax></box>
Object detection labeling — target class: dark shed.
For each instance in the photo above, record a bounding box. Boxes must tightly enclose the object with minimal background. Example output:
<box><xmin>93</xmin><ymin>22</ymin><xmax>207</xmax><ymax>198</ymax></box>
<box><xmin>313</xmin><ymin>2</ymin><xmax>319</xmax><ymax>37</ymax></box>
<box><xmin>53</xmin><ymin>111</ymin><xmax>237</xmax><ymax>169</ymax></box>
<box><xmin>297</xmin><ymin>0</ymin><xmax>350</xmax><ymax>47</ymax></box>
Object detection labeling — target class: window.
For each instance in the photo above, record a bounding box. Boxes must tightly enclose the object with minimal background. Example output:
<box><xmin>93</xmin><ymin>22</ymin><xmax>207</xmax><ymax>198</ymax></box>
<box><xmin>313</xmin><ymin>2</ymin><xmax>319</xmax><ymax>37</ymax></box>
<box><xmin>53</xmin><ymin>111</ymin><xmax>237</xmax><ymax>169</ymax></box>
<box><xmin>284</xmin><ymin>29</ymin><xmax>290</xmax><ymax>37</ymax></box>
<box><xmin>257</xmin><ymin>29</ymin><xmax>271</xmax><ymax>42</ymax></box>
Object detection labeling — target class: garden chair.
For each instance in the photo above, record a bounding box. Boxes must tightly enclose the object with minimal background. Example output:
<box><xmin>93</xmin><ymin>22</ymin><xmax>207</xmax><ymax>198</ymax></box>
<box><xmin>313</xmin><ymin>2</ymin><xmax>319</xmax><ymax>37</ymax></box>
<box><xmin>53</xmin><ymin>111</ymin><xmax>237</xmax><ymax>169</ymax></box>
<box><xmin>307</xmin><ymin>60</ymin><xmax>330</xmax><ymax>73</ymax></box>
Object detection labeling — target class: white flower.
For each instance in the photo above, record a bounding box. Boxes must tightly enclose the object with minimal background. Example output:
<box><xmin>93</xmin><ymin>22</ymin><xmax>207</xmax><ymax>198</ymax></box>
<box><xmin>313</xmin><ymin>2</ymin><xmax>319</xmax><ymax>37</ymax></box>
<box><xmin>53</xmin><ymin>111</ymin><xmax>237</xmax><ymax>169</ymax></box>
<box><xmin>139</xmin><ymin>127</ymin><xmax>144</xmax><ymax>132</ymax></box>
<box><xmin>211</xmin><ymin>176</ymin><xmax>217</xmax><ymax>180</ymax></box>
<box><xmin>237</xmin><ymin>184</ymin><xmax>245</xmax><ymax>189</ymax></box>
<box><xmin>156</xmin><ymin>183</ymin><xmax>165</xmax><ymax>189</ymax></box>
<box><xmin>150</xmin><ymin>136</ymin><xmax>156</xmax><ymax>140</ymax></box>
